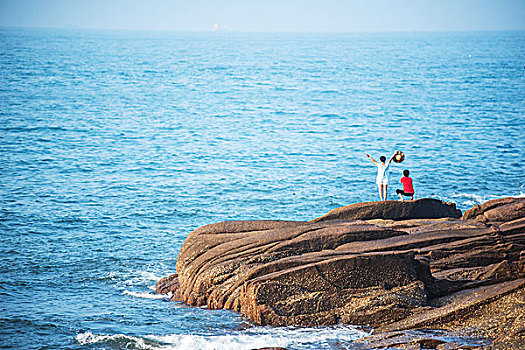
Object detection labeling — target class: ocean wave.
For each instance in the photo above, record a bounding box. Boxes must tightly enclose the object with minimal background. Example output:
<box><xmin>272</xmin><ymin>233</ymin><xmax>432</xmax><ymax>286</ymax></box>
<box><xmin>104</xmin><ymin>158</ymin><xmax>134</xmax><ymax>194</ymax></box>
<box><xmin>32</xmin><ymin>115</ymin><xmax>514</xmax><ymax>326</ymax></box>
<box><xmin>123</xmin><ymin>290</ymin><xmax>172</xmax><ymax>299</ymax></box>
<box><xmin>120</xmin><ymin>270</ymin><xmax>167</xmax><ymax>287</ymax></box>
<box><xmin>138</xmin><ymin>271</ymin><xmax>166</xmax><ymax>281</ymax></box>
<box><xmin>462</xmin><ymin>200</ymin><xmax>478</xmax><ymax>207</ymax></box>
<box><xmin>451</xmin><ymin>192</ymin><xmax>485</xmax><ymax>209</ymax></box>
<box><xmin>150</xmin><ymin>325</ymin><xmax>368</xmax><ymax>350</ymax></box>
<box><xmin>452</xmin><ymin>192</ymin><xmax>484</xmax><ymax>203</ymax></box>
<box><xmin>76</xmin><ymin>331</ymin><xmax>161</xmax><ymax>350</ymax></box>
<box><xmin>77</xmin><ymin>325</ymin><xmax>367</xmax><ymax>350</ymax></box>
<box><xmin>452</xmin><ymin>192</ymin><xmax>524</xmax><ymax>207</ymax></box>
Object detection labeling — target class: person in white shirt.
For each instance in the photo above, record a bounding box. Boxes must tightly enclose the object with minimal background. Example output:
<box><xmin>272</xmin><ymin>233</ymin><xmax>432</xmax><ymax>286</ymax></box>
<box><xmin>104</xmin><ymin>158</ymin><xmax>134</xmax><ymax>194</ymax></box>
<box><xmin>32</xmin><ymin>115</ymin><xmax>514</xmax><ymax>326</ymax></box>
<box><xmin>366</xmin><ymin>153</ymin><xmax>396</xmax><ymax>201</ymax></box>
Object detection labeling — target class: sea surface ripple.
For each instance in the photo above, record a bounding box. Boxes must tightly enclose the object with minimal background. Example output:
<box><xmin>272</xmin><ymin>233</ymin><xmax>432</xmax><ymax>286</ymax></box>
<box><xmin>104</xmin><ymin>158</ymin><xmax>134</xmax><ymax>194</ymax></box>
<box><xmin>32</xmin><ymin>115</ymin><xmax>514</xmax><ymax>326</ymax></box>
<box><xmin>0</xmin><ymin>28</ymin><xmax>524</xmax><ymax>349</ymax></box>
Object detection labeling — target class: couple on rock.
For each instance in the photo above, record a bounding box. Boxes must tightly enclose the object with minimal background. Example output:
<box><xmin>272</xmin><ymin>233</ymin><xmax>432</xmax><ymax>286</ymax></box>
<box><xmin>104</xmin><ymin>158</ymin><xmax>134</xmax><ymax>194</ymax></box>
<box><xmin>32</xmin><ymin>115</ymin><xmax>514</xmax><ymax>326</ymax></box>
<box><xmin>366</xmin><ymin>152</ymin><xmax>414</xmax><ymax>201</ymax></box>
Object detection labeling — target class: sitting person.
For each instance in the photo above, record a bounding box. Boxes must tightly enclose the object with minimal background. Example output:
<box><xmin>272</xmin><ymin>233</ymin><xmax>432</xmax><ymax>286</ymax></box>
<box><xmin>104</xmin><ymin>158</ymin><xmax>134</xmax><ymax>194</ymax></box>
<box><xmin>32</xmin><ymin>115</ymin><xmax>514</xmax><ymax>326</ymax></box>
<box><xmin>396</xmin><ymin>169</ymin><xmax>415</xmax><ymax>201</ymax></box>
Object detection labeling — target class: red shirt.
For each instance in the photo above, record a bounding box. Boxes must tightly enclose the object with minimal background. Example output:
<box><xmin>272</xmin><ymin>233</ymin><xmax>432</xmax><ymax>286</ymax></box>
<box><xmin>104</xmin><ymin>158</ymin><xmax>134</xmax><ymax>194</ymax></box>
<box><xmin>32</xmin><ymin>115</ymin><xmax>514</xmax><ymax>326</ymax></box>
<box><xmin>400</xmin><ymin>177</ymin><xmax>414</xmax><ymax>193</ymax></box>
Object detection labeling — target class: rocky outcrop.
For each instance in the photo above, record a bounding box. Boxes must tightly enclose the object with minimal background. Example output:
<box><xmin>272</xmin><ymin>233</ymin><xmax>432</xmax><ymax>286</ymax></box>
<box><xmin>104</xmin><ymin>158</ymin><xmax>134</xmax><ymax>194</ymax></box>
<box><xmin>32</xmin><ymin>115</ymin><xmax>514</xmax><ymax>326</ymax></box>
<box><xmin>157</xmin><ymin>197</ymin><xmax>525</xmax><ymax>348</ymax></box>
<box><xmin>313</xmin><ymin>198</ymin><xmax>462</xmax><ymax>222</ymax></box>
<box><xmin>462</xmin><ymin>197</ymin><xmax>525</xmax><ymax>222</ymax></box>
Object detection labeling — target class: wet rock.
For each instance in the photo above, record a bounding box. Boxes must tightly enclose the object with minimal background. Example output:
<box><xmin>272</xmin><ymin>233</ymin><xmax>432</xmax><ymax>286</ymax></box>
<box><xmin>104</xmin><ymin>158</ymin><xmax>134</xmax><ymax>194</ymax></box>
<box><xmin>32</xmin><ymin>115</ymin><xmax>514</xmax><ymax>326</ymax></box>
<box><xmin>156</xmin><ymin>273</ymin><xmax>182</xmax><ymax>301</ymax></box>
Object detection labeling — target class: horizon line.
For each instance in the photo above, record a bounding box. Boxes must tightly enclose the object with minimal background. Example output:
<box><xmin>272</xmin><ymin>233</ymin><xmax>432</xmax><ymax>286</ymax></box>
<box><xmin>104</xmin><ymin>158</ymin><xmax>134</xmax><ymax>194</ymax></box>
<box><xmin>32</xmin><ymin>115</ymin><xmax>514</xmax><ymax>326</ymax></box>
<box><xmin>2</xmin><ymin>24</ymin><xmax>525</xmax><ymax>35</ymax></box>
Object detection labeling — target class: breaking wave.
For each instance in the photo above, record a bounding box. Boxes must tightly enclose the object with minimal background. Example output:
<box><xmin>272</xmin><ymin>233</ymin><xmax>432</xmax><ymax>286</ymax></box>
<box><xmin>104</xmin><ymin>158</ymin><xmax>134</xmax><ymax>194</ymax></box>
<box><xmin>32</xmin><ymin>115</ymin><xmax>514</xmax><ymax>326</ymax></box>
<box><xmin>77</xmin><ymin>325</ymin><xmax>368</xmax><ymax>350</ymax></box>
<box><xmin>123</xmin><ymin>290</ymin><xmax>172</xmax><ymax>299</ymax></box>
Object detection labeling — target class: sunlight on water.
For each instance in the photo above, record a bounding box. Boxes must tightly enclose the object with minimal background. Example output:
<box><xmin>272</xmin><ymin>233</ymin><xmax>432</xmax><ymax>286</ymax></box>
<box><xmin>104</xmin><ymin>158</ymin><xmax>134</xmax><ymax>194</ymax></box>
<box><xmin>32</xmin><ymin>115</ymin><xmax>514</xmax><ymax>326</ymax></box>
<box><xmin>1</xmin><ymin>28</ymin><xmax>524</xmax><ymax>349</ymax></box>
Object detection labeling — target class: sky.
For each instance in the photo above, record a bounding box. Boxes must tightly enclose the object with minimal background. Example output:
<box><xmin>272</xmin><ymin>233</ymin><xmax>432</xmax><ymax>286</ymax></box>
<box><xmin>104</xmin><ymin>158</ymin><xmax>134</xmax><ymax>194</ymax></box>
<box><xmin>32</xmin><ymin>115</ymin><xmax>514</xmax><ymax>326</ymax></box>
<box><xmin>0</xmin><ymin>0</ymin><xmax>524</xmax><ymax>32</ymax></box>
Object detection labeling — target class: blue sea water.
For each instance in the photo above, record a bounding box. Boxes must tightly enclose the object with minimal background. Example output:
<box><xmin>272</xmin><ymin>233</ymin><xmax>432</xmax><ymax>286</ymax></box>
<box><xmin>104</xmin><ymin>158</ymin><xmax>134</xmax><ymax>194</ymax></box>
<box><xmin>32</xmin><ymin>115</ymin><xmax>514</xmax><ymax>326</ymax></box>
<box><xmin>0</xmin><ymin>27</ymin><xmax>524</xmax><ymax>349</ymax></box>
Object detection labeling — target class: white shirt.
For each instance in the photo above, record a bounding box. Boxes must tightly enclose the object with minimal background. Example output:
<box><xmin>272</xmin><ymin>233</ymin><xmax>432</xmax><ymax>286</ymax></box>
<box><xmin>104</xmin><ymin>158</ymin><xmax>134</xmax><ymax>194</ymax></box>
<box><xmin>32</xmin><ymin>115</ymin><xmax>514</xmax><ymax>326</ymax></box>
<box><xmin>376</xmin><ymin>162</ymin><xmax>391</xmax><ymax>185</ymax></box>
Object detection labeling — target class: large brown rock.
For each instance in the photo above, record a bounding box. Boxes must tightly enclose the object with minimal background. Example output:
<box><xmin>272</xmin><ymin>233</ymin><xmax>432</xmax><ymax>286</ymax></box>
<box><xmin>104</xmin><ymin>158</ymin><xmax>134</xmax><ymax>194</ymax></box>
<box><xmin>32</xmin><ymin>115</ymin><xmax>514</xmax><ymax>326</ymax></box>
<box><xmin>312</xmin><ymin>198</ymin><xmax>462</xmax><ymax>222</ymax></box>
<box><xmin>462</xmin><ymin>197</ymin><xmax>525</xmax><ymax>222</ymax></box>
<box><xmin>157</xmin><ymin>197</ymin><xmax>525</xmax><ymax>348</ymax></box>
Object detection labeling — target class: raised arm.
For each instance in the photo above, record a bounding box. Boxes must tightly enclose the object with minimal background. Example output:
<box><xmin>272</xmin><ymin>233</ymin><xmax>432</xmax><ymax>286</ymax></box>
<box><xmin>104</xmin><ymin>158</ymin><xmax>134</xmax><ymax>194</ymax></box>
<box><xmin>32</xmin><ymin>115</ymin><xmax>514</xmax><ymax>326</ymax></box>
<box><xmin>366</xmin><ymin>154</ymin><xmax>378</xmax><ymax>165</ymax></box>
<box><xmin>388</xmin><ymin>152</ymin><xmax>396</xmax><ymax>164</ymax></box>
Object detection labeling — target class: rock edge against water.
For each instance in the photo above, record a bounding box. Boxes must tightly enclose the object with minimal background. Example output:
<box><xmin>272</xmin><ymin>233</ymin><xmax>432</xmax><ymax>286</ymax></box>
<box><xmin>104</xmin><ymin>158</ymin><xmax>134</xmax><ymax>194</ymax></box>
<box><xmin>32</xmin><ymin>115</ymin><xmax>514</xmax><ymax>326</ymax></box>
<box><xmin>157</xmin><ymin>197</ymin><xmax>525</xmax><ymax>349</ymax></box>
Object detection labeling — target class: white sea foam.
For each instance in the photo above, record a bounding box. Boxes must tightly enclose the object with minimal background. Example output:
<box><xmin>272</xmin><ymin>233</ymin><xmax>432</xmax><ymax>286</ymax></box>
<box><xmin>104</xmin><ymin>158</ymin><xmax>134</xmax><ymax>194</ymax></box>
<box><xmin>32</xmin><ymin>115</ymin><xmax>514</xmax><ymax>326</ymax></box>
<box><xmin>153</xmin><ymin>333</ymin><xmax>284</xmax><ymax>350</ymax></box>
<box><xmin>451</xmin><ymin>192</ymin><xmax>484</xmax><ymax>208</ymax></box>
<box><xmin>452</xmin><ymin>192</ymin><xmax>483</xmax><ymax>203</ymax></box>
<box><xmin>150</xmin><ymin>325</ymin><xmax>368</xmax><ymax>350</ymax></box>
<box><xmin>116</xmin><ymin>270</ymin><xmax>174</xmax><ymax>299</ymax></box>
<box><xmin>139</xmin><ymin>271</ymin><xmax>166</xmax><ymax>281</ymax></box>
<box><xmin>123</xmin><ymin>290</ymin><xmax>172</xmax><ymax>299</ymax></box>
<box><xmin>452</xmin><ymin>192</ymin><xmax>524</xmax><ymax>208</ymax></box>
<box><xmin>461</xmin><ymin>199</ymin><xmax>478</xmax><ymax>207</ymax></box>
<box><xmin>119</xmin><ymin>270</ymin><xmax>167</xmax><ymax>288</ymax></box>
<box><xmin>76</xmin><ymin>331</ymin><xmax>160</xmax><ymax>350</ymax></box>
<box><xmin>77</xmin><ymin>325</ymin><xmax>368</xmax><ymax>350</ymax></box>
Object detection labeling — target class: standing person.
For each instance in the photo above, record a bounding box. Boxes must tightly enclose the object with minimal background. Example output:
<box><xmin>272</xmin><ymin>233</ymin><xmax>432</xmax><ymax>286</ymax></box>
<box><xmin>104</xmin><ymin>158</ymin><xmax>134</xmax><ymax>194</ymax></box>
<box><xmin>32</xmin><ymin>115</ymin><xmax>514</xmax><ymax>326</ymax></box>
<box><xmin>396</xmin><ymin>169</ymin><xmax>415</xmax><ymax>201</ymax></box>
<box><xmin>366</xmin><ymin>152</ymin><xmax>396</xmax><ymax>201</ymax></box>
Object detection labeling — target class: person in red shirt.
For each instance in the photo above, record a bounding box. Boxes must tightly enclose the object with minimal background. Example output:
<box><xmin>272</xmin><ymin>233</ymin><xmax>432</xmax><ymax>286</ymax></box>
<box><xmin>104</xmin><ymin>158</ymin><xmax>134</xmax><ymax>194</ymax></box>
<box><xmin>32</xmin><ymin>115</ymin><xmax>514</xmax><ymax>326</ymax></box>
<box><xmin>396</xmin><ymin>169</ymin><xmax>415</xmax><ymax>201</ymax></box>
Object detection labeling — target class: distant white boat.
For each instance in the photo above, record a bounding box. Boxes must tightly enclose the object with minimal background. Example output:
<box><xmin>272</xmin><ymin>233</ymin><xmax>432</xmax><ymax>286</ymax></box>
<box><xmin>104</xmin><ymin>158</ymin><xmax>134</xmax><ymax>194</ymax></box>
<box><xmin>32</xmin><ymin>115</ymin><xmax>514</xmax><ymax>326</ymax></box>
<box><xmin>212</xmin><ymin>23</ymin><xmax>228</xmax><ymax>31</ymax></box>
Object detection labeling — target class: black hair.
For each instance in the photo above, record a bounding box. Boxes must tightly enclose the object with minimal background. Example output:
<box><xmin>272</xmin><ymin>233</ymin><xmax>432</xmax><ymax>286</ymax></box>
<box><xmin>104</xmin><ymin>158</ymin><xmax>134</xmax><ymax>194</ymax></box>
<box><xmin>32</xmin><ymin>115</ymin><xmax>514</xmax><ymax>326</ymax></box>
<box><xmin>403</xmin><ymin>169</ymin><xmax>410</xmax><ymax>177</ymax></box>
<box><xmin>380</xmin><ymin>156</ymin><xmax>386</xmax><ymax>162</ymax></box>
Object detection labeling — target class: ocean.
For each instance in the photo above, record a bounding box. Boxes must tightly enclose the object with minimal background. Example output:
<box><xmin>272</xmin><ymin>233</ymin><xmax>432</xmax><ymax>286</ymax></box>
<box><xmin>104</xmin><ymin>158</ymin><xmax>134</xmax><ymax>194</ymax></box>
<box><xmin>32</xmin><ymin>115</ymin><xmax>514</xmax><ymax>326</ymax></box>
<box><xmin>0</xmin><ymin>27</ymin><xmax>524</xmax><ymax>349</ymax></box>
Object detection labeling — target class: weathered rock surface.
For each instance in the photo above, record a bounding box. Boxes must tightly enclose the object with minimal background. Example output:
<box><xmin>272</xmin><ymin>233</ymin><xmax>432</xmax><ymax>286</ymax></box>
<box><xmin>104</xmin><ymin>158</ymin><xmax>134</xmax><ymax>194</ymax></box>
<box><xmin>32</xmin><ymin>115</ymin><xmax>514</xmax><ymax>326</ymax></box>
<box><xmin>462</xmin><ymin>197</ymin><xmax>525</xmax><ymax>222</ymax></box>
<box><xmin>157</xmin><ymin>197</ymin><xmax>525</xmax><ymax>348</ymax></box>
<box><xmin>313</xmin><ymin>198</ymin><xmax>462</xmax><ymax>222</ymax></box>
